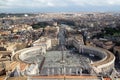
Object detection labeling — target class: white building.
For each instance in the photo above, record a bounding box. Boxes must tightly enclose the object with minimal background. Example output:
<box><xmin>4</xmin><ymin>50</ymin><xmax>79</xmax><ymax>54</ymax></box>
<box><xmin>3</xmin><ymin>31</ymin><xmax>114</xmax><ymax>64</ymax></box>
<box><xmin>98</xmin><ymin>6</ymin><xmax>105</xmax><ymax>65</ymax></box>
<box><xmin>33</xmin><ymin>37</ymin><xmax>52</xmax><ymax>50</ymax></box>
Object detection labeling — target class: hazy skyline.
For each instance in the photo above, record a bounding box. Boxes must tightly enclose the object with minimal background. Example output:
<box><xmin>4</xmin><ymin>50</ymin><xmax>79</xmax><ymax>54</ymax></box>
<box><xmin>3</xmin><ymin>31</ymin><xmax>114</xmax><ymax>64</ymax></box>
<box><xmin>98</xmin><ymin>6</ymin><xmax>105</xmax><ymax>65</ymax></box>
<box><xmin>0</xmin><ymin>0</ymin><xmax>120</xmax><ymax>13</ymax></box>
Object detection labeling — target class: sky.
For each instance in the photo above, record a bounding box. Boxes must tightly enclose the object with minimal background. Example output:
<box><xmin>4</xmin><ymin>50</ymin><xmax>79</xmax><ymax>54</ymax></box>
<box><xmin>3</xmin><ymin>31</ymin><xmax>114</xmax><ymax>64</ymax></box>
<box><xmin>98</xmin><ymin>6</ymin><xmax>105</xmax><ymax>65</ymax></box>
<box><xmin>0</xmin><ymin>0</ymin><xmax>120</xmax><ymax>13</ymax></box>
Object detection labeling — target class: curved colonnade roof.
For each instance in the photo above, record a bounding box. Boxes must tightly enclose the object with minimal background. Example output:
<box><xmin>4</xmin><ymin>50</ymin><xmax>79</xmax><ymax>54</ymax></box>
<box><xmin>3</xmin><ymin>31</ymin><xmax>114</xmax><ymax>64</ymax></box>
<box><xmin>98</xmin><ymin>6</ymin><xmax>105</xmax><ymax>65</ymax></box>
<box><xmin>81</xmin><ymin>46</ymin><xmax>115</xmax><ymax>68</ymax></box>
<box><xmin>12</xmin><ymin>45</ymin><xmax>115</xmax><ymax>70</ymax></box>
<box><xmin>12</xmin><ymin>46</ymin><xmax>44</xmax><ymax>64</ymax></box>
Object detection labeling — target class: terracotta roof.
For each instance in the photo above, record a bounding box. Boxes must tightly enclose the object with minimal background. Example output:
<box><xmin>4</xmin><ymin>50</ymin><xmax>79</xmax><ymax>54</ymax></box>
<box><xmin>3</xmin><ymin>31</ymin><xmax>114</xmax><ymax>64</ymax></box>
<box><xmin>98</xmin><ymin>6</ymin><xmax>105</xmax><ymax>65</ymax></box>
<box><xmin>19</xmin><ymin>63</ymin><xmax>28</xmax><ymax>71</ymax></box>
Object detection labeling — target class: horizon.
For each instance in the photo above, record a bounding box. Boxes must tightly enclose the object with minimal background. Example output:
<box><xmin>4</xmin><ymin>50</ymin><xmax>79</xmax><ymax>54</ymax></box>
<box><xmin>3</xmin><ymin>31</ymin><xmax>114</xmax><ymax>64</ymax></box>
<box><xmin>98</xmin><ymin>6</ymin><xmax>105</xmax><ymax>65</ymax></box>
<box><xmin>0</xmin><ymin>0</ymin><xmax>120</xmax><ymax>13</ymax></box>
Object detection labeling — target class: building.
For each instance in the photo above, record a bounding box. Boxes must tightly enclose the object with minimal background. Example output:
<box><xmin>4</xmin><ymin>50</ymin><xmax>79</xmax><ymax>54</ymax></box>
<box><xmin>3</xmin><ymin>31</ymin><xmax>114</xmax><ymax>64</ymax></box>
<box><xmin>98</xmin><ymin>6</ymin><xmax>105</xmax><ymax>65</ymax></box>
<box><xmin>33</xmin><ymin>37</ymin><xmax>52</xmax><ymax>50</ymax></box>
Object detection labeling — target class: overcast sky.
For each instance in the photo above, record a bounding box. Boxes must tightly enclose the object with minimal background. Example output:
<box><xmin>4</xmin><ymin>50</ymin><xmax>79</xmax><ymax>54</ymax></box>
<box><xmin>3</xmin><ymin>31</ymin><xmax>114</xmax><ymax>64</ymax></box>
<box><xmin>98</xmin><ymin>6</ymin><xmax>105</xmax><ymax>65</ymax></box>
<box><xmin>0</xmin><ymin>0</ymin><xmax>120</xmax><ymax>13</ymax></box>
